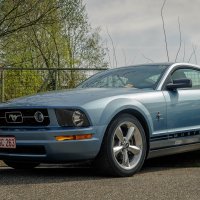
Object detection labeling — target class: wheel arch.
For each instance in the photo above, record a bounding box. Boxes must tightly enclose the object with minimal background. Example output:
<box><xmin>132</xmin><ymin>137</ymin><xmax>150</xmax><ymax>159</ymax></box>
<box><xmin>103</xmin><ymin>108</ymin><xmax>151</xmax><ymax>155</ymax></box>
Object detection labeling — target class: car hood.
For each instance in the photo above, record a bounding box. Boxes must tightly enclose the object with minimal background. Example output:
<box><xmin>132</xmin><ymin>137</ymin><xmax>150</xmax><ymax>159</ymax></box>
<box><xmin>0</xmin><ymin>88</ymin><xmax>153</xmax><ymax>108</ymax></box>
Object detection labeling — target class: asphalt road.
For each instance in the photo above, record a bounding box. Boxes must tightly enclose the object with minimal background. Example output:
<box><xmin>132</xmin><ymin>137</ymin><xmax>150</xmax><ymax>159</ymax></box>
<box><xmin>0</xmin><ymin>151</ymin><xmax>200</xmax><ymax>200</ymax></box>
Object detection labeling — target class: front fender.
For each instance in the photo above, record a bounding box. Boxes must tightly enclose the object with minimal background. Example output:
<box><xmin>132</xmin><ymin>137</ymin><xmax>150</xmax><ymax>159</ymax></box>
<box><xmin>98</xmin><ymin>98</ymin><xmax>153</xmax><ymax>141</ymax></box>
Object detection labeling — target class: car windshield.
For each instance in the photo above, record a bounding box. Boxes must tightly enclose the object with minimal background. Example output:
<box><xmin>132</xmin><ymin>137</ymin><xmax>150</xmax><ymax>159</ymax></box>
<box><xmin>79</xmin><ymin>64</ymin><xmax>170</xmax><ymax>89</ymax></box>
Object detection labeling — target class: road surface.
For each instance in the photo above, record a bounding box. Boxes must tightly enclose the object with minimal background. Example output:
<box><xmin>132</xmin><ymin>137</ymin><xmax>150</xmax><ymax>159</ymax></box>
<box><xmin>0</xmin><ymin>151</ymin><xmax>200</xmax><ymax>200</ymax></box>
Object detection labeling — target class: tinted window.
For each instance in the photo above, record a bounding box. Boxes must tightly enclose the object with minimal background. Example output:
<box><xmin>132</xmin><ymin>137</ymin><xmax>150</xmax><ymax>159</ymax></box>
<box><xmin>79</xmin><ymin>65</ymin><xmax>169</xmax><ymax>89</ymax></box>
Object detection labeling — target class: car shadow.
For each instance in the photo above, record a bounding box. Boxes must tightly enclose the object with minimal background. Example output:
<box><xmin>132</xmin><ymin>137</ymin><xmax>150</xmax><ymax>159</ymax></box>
<box><xmin>0</xmin><ymin>150</ymin><xmax>199</xmax><ymax>185</ymax></box>
<box><xmin>142</xmin><ymin>150</ymin><xmax>200</xmax><ymax>173</ymax></box>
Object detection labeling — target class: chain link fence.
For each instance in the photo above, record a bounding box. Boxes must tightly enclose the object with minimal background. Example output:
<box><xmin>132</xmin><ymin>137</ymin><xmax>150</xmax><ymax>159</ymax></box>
<box><xmin>0</xmin><ymin>67</ymin><xmax>106</xmax><ymax>102</ymax></box>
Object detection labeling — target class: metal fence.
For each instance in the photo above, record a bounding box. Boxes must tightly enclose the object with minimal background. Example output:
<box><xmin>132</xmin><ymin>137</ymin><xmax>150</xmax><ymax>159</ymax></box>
<box><xmin>0</xmin><ymin>67</ymin><xmax>106</xmax><ymax>102</ymax></box>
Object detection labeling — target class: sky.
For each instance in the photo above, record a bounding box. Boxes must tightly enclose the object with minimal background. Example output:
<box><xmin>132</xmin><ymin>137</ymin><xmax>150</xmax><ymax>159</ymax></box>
<box><xmin>84</xmin><ymin>0</ymin><xmax>200</xmax><ymax>67</ymax></box>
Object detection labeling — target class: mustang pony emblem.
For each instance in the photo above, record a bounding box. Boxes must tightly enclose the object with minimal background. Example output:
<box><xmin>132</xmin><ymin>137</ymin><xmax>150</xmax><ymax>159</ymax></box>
<box><xmin>9</xmin><ymin>114</ymin><xmax>21</xmax><ymax>122</ymax></box>
<box><xmin>5</xmin><ymin>112</ymin><xmax>23</xmax><ymax>123</ymax></box>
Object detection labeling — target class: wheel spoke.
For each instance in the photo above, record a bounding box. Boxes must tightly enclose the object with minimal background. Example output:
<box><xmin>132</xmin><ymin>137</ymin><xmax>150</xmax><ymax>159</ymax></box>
<box><xmin>113</xmin><ymin>146</ymin><xmax>123</xmax><ymax>156</ymax></box>
<box><xmin>128</xmin><ymin>145</ymin><xmax>140</xmax><ymax>155</ymax></box>
<box><xmin>126</xmin><ymin>126</ymin><xmax>135</xmax><ymax>141</ymax></box>
<box><xmin>115</xmin><ymin>126</ymin><xmax>124</xmax><ymax>142</ymax></box>
<box><xmin>122</xmin><ymin>149</ymin><xmax>130</xmax><ymax>167</ymax></box>
<box><xmin>133</xmin><ymin>129</ymin><xmax>142</xmax><ymax>145</ymax></box>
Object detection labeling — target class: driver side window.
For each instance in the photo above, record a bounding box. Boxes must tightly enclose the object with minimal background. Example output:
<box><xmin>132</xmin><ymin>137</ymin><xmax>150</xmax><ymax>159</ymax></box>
<box><xmin>171</xmin><ymin>68</ymin><xmax>200</xmax><ymax>89</ymax></box>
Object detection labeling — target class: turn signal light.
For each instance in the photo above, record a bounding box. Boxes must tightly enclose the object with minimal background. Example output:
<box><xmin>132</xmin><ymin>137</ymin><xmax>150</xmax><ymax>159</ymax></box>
<box><xmin>55</xmin><ymin>134</ymin><xmax>93</xmax><ymax>141</ymax></box>
<box><xmin>76</xmin><ymin>134</ymin><xmax>92</xmax><ymax>140</ymax></box>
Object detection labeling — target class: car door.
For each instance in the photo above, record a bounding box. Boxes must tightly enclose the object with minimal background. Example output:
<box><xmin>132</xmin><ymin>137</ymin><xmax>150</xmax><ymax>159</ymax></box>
<box><xmin>163</xmin><ymin>66</ymin><xmax>200</xmax><ymax>145</ymax></box>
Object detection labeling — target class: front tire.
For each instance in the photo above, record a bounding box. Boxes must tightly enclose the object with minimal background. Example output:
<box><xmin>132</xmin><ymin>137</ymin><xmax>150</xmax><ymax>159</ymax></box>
<box><xmin>4</xmin><ymin>160</ymin><xmax>40</xmax><ymax>169</ymax></box>
<box><xmin>95</xmin><ymin>114</ymin><xmax>147</xmax><ymax>177</ymax></box>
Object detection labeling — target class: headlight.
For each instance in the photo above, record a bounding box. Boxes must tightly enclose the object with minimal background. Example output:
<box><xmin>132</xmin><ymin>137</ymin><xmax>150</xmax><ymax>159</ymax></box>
<box><xmin>55</xmin><ymin>109</ymin><xmax>90</xmax><ymax>127</ymax></box>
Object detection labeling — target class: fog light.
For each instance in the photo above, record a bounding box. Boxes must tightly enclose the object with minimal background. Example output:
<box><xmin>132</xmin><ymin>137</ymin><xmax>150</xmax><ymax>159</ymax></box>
<box><xmin>55</xmin><ymin>134</ymin><xmax>93</xmax><ymax>141</ymax></box>
<box><xmin>34</xmin><ymin>111</ymin><xmax>44</xmax><ymax>123</ymax></box>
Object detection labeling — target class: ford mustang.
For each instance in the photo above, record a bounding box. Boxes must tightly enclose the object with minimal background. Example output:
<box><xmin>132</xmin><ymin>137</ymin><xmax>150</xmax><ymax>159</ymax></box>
<box><xmin>0</xmin><ymin>62</ymin><xmax>200</xmax><ymax>177</ymax></box>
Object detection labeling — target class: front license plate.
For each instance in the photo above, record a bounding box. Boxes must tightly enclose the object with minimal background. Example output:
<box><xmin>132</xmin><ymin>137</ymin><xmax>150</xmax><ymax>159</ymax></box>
<box><xmin>0</xmin><ymin>137</ymin><xmax>16</xmax><ymax>149</ymax></box>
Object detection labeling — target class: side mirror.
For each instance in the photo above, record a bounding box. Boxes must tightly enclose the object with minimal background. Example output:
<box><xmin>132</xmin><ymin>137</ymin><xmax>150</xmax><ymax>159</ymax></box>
<box><xmin>166</xmin><ymin>78</ymin><xmax>192</xmax><ymax>90</ymax></box>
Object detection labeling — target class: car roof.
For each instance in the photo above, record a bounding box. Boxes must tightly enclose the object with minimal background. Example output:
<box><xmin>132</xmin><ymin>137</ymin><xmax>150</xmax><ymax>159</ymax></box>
<box><xmin>106</xmin><ymin>62</ymin><xmax>174</xmax><ymax>71</ymax></box>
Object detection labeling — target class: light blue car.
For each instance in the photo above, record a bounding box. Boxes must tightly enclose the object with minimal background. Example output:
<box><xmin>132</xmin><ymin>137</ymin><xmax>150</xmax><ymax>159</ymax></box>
<box><xmin>0</xmin><ymin>62</ymin><xmax>200</xmax><ymax>177</ymax></box>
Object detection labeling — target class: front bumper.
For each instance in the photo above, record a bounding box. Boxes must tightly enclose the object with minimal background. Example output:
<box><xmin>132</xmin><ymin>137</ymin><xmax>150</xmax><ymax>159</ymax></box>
<box><xmin>0</xmin><ymin>127</ymin><xmax>101</xmax><ymax>162</ymax></box>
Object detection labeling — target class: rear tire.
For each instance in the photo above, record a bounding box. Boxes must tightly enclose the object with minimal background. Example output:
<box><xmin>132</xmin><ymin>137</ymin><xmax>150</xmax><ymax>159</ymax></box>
<box><xmin>94</xmin><ymin>114</ymin><xmax>147</xmax><ymax>177</ymax></box>
<box><xmin>4</xmin><ymin>160</ymin><xmax>40</xmax><ymax>169</ymax></box>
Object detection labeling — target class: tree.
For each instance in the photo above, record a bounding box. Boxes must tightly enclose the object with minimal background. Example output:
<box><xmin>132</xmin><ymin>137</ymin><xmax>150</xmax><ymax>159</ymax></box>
<box><xmin>59</xmin><ymin>0</ymin><xmax>107</xmax><ymax>87</ymax></box>
<box><xmin>0</xmin><ymin>0</ymin><xmax>108</xmax><ymax>100</ymax></box>
<box><xmin>0</xmin><ymin>0</ymin><xmax>58</xmax><ymax>38</ymax></box>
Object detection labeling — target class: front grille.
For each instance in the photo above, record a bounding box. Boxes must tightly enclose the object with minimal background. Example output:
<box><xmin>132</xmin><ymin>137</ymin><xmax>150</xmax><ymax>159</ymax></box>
<box><xmin>0</xmin><ymin>109</ymin><xmax>50</xmax><ymax>127</ymax></box>
<box><xmin>0</xmin><ymin>145</ymin><xmax>46</xmax><ymax>155</ymax></box>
